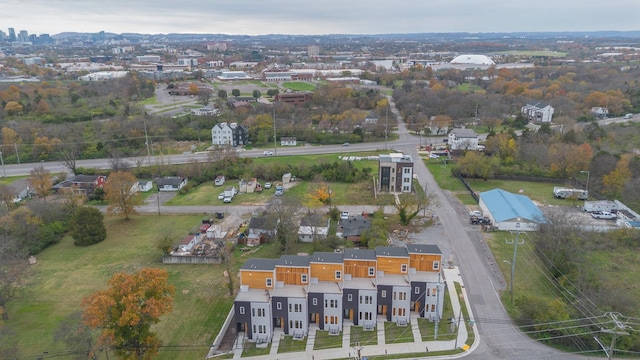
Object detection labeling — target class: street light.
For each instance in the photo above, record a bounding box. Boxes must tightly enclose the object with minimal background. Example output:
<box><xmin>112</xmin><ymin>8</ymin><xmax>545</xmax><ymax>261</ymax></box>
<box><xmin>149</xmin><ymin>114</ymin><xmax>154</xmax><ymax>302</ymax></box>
<box><xmin>580</xmin><ymin>170</ymin><xmax>590</xmax><ymax>198</ymax></box>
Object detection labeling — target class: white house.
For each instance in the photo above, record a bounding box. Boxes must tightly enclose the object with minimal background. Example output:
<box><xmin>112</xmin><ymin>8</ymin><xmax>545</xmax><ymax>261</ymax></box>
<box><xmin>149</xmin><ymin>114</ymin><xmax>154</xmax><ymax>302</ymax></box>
<box><xmin>156</xmin><ymin>177</ymin><xmax>188</xmax><ymax>192</ymax></box>
<box><xmin>448</xmin><ymin>129</ymin><xmax>479</xmax><ymax>150</ymax></box>
<box><xmin>211</xmin><ymin>122</ymin><xmax>234</xmax><ymax>146</ymax></box>
<box><xmin>280</xmin><ymin>137</ymin><xmax>297</xmax><ymax>146</ymax></box>
<box><xmin>521</xmin><ymin>102</ymin><xmax>554</xmax><ymax>123</ymax></box>
<box><xmin>137</xmin><ymin>180</ymin><xmax>153</xmax><ymax>192</ymax></box>
<box><xmin>298</xmin><ymin>214</ymin><xmax>330</xmax><ymax>242</ymax></box>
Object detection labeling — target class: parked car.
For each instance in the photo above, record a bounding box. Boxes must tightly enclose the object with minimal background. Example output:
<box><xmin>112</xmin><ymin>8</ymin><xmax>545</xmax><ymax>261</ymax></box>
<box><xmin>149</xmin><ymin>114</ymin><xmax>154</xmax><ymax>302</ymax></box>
<box><xmin>429</xmin><ymin>153</ymin><xmax>440</xmax><ymax>159</ymax></box>
<box><xmin>469</xmin><ymin>210</ymin><xmax>483</xmax><ymax>217</ymax></box>
<box><xmin>624</xmin><ymin>113</ymin><xmax>633</xmax><ymax>119</ymax></box>
<box><xmin>264</xmin><ymin>182</ymin><xmax>272</xmax><ymax>189</ymax></box>
<box><xmin>342</xmin><ymin>142</ymin><xmax>350</xmax><ymax>146</ymax></box>
<box><xmin>591</xmin><ymin>211</ymin><xmax>616</xmax><ymax>220</ymax></box>
<box><xmin>223</xmin><ymin>197</ymin><xmax>232</xmax><ymax>203</ymax></box>
<box><xmin>218</xmin><ymin>193</ymin><xmax>225</xmax><ymax>200</ymax></box>
<box><xmin>340</xmin><ymin>211</ymin><xmax>349</xmax><ymax>220</ymax></box>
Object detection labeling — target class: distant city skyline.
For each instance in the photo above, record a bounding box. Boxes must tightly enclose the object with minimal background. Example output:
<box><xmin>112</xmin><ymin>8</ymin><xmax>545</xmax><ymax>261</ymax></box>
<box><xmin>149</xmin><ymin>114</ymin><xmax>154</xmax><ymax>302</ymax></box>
<box><xmin>4</xmin><ymin>0</ymin><xmax>640</xmax><ymax>36</ymax></box>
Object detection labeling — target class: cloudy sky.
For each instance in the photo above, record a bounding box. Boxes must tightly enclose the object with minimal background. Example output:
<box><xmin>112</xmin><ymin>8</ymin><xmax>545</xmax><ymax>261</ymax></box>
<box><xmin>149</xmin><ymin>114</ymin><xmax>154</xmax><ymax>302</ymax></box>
<box><xmin>4</xmin><ymin>0</ymin><xmax>640</xmax><ymax>36</ymax></box>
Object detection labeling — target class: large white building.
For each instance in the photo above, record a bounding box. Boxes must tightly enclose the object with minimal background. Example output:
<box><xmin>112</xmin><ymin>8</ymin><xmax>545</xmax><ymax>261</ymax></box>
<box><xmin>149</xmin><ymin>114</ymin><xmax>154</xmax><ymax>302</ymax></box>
<box><xmin>448</xmin><ymin>129</ymin><xmax>479</xmax><ymax>150</ymax></box>
<box><xmin>521</xmin><ymin>102</ymin><xmax>555</xmax><ymax>123</ymax></box>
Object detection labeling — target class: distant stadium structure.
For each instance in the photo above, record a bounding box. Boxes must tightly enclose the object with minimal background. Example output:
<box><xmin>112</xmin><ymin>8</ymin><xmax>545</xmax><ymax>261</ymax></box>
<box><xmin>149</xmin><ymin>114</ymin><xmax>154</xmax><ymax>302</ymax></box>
<box><xmin>450</xmin><ymin>54</ymin><xmax>495</xmax><ymax>65</ymax></box>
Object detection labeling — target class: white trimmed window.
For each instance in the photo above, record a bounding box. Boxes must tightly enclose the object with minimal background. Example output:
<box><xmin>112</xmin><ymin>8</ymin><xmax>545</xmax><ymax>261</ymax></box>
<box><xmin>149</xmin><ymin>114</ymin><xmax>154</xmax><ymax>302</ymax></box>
<box><xmin>368</xmin><ymin>267</ymin><xmax>375</xmax><ymax>276</ymax></box>
<box><xmin>239</xmin><ymin>306</ymin><xmax>245</xmax><ymax>314</ymax></box>
<box><xmin>433</xmin><ymin>261</ymin><xmax>440</xmax><ymax>270</ymax></box>
<box><xmin>401</xmin><ymin>264</ymin><xmax>408</xmax><ymax>273</ymax></box>
<box><xmin>266</xmin><ymin>278</ymin><xmax>273</xmax><ymax>287</ymax></box>
<box><xmin>301</xmin><ymin>274</ymin><xmax>308</xmax><ymax>283</ymax></box>
<box><xmin>335</xmin><ymin>271</ymin><xmax>342</xmax><ymax>280</ymax></box>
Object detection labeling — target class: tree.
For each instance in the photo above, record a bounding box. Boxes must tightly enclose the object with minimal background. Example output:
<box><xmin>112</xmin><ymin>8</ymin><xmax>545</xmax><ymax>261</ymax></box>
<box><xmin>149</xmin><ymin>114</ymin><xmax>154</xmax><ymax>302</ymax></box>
<box><xmin>28</xmin><ymin>165</ymin><xmax>53</xmax><ymax>202</ymax></box>
<box><xmin>217</xmin><ymin>89</ymin><xmax>227</xmax><ymax>99</ymax></box>
<box><xmin>267</xmin><ymin>197</ymin><xmax>304</xmax><ymax>254</ymax></box>
<box><xmin>432</xmin><ymin>115</ymin><xmax>452</xmax><ymax>135</ymax></box>
<box><xmin>4</xmin><ymin>101</ymin><xmax>22</xmax><ymax>115</ymax></box>
<box><xmin>304</xmin><ymin>177</ymin><xmax>331</xmax><ymax>211</ymax></box>
<box><xmin>104</xmin><ymin>171</ymin><xmax>142</xmax><ymax>220</ymax></box>
<box><xmin>82</xmin><ymin>268</ymin><xmax>175</xmax><ymax>360</ymax></box>
<box><xmin>54</xmin><ymin>311</ymin><xmax>100</xmax><ymax>360</ymax></box>
<box><xmin>188</xmin><ymin>83</ymin><xmax>199</xmax><ymax>96</ymax></box>
<box><xmin>0</xmin><ymin>234</ymin><xmax>29</xmax><ymax>321</ymax></box>
<box><xmin>231</xmin><ymin>89</ymin><xmax>240</xmax><ymax>98</ymax></box>
<box><xmin>252</xmin><ymin>90</ymin><xmax>261</xmax><ymax>100</ymax></box>
<box><xmin>394</xmin><ymin>189</ymin><xmax>429</xmax><ymax>226</ymax></box>
<box><xmin>70</xmin><ymin>207</ymin><xmax>107</xmax><ymax>246</ymax></box>
<box><xmin>198</xmin><ymin>89</ymin><xmax>212</xmax><ymax>106</ymax></box>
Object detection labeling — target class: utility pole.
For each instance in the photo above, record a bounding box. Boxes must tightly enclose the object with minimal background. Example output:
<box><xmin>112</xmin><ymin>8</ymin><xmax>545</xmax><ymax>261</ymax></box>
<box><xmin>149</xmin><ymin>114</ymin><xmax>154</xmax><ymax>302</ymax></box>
<box><xmin>14</xmin><ymin>142</ymin><xmax>20</xmax><ymax>164</ymax></box>
<box><xmin>385</xmin><ymin>105</ymin><xmax>388</xmax><ymax>149</ymax></box>
<box><xmin>434</xmin><ymin>272</ymin><xmax>442</xmax><ymax>339</ymax></box>
<box><xmin>506</xmin><ymin>220</ymin><xmax>526</xmax><ymax>304</ymax></box>
<box><xmin>594</xmin><ymin>313</ymin><xmax>630</xmax><ymax>360</ymax></box>
<box><xmin>273</xmin><ymin>106</ymin><xmax>277</xmax><ymax>156</ymax></box>
<box><xmin>0</xmin><ymin>149</ymin><xmax>6</xmax><ymax>177</ymax></box>
<box><xmin>143</xmin><ymin>117</ymin><xmax>151</xmax><ymax>165</ymax></box>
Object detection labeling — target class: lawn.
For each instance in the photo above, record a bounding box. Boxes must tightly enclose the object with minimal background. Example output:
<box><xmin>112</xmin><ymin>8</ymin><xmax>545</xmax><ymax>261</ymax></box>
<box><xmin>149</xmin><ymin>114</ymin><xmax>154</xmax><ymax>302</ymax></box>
<box><xmin>384</xmin><ymin>322</ymin><xmax>414</xmax><ymax>344</ymax></box>
<box><xmin>166</xmin><ymin>152</ymin><xmax>397</xmax><ymax>207</ymax></box>
<box><xmin>313</xmin><ymin>330</ymin><xmax>343</xmax><ymax>350</ymax></box>
<box><xmin>5</xmin><ymin>214</ymin><xmax>234</xmax><ymax>360</ymax></box>
<box><xmin>418</xmin><ymin>285</ymin><xmax>455</xmax><ymax>341</ymax></box>
<box><xmin>464</xmin><ymin>178</ymin><xmax>566</xmax><ymax>206</ymax></box>
<box><xmin>241</xmin><ymin>342</ymin><xmax>271</xmax><ymax>357</ymax></box>
<box><xmin>425</xmin><ymin>162</ymin><xmax>465</xmax><ymax>192</ymax></box>
<box><xmin>277</xmin><ymin>335</ymin><xmax>307</xmax><ymax>353</ymax></box>
<box><xmin>282</xmin><ymin>81</ymin><xmax>316</xmax><ymax>91</ymax></box>
<box><xmin>349</xmin><ymin>326</ymin><xmax>378</xmax><ymax>346</ymax></box>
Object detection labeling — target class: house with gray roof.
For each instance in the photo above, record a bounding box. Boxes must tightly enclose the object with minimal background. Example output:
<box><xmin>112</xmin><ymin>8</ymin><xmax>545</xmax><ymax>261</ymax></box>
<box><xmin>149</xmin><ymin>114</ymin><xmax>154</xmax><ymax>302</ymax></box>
<box><xmin>448</xmin><ymin>128</ymin><xmax>479</xmax><ymax>150</ymax></box>
<box><xmin>337</xmin><ymin>215</ymin><xmax>372</xmax><ymax>244</ymax></box>
<box><xmin>155</xmin><ymin>176</ymin><xmax>187</xmax><ymax>192</ymax></box>
<box><xmin>298</xmin><ymin>214</ymin><xmax>330</xmax><ymax>242</ymax></box>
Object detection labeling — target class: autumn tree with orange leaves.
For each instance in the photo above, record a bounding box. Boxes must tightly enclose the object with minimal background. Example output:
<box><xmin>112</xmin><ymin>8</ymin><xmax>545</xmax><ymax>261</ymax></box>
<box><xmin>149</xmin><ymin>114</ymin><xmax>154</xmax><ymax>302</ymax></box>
<box><xmin>104</xmin><ymin>171</ymin><xmax>143</xmax><ymax>220</ymax></box>
<box><xmin>82</xmin><ymin>268</ymin><xmax>175</xmax><ymax>360</ymax></box>
<box><xmin>305</xmin><ymin>179</ymin><xmax>331</xmax><ymax>211</ymax></box>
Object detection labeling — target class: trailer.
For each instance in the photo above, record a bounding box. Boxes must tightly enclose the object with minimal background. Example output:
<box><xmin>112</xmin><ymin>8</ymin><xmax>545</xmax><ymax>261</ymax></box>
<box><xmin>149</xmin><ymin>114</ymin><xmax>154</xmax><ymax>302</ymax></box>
<box><xmin>553</xmin><ymin>187</ymin><xmax>588</xmax><ymax>200</ymax></box>
<box><xmin>583</xmin><ymin>200</ymin><xmax>618</xmax><ymax>213</ymax></box>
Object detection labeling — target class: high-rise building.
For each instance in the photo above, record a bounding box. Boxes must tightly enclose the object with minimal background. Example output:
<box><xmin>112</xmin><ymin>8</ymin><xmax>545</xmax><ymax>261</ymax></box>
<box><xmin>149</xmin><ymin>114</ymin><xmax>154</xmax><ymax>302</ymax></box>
<box><xmin>0</xmin><ymin>30</ymin><xmax>6</xmax><ymax>41</ymax></box>
<box><xmin>308</xmin><ymin>45</ymin><xmax>320</xmax><ymax>57</ymax></box>
<box><xmin>18</xmin><ymin>30</ymin><xmax>29</xmax><ymax>42</ymax></box>
<box><xmin>8</xmin><ymin>28</ymin><xmax>16</xmax><ymax>42</ymax></box>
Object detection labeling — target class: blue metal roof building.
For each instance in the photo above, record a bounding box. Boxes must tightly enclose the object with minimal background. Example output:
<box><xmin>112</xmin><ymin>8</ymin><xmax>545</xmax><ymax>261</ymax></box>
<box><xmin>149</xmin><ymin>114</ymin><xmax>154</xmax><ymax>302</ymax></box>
<box><xmin>479</xmin><ymin>188</ymin><xmax>547</xmax><ymax>231</ymax></box>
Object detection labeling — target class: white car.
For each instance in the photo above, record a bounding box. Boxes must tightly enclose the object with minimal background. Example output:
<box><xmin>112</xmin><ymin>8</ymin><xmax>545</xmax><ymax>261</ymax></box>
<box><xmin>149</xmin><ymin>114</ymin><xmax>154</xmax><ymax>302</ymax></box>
<box><xmin>429</xmin><ymin>154</ymin><xmax>440</xmax><ymax>159</ymax></box>
<box><xmin>469</xmin><ymin>210</ymin><xmax>483</xmax><ymax>217</ymax></box>
<box><xmin>264</xmin><ymin>182</ymin><xmax>272</xmax><ymax>189</ymax></box>
<box><xmin>218</xmin><ymin>193</ymin><xmax>225</xmax><ymax>200</ymax></box>
<box><xmin>263</xmin><ymin>150</ymin><xmax>274</xmax><ymax>156</ymax></box>
<box><xmin>340</xmin><ymin>211</ymin><xmax>350</xmax><ymax>220</ymax></box>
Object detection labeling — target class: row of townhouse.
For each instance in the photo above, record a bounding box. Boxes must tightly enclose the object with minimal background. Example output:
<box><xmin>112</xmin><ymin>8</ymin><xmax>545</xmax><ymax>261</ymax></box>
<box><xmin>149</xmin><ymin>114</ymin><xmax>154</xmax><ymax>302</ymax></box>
<box><xmin>234</xmin><ymin>244</ymin><xmax>445</xmax><ymax>343</ymax></box>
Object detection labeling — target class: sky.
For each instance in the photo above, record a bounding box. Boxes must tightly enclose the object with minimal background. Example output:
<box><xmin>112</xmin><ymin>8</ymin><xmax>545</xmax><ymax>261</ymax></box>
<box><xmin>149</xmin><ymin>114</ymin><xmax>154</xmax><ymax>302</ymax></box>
<box><xmin>4</xmin><ymin>0</ymin><xmax>640</xmax><ymax>36</ymax></box>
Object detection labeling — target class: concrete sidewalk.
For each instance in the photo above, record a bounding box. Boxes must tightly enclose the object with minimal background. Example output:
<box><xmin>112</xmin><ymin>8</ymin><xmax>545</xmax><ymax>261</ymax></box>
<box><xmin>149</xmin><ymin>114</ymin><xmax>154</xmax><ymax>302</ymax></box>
<box><xmin>224</xmin><ymin>266</ymin><xmax>478</xmax><ymax>360</ymax></box>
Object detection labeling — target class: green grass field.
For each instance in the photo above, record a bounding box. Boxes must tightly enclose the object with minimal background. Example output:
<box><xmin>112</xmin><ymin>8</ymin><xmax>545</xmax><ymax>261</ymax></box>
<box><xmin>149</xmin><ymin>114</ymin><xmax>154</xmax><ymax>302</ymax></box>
<box><xmin>384</xmin><ymin>322</ymin><xmax>415</xmax><ymax>344</ymax></box>
<box><xmin>282</xmin><ymin>82</ymin><xmax>316</xmax><ymax>91</ymax></box>
<box><xmin>5</xmin><ymin>214</ymin><xmax>234</xmax><ymax>360</ymax></box>
<box><xmin>313</xmin><ymin>330</ymin><xmax>343</xmax><ymax>350</ymax></box>
<box><xmin>349</xmin><ymin>326</ymin><xmax>378</xmax><ymax>346</ymax></box>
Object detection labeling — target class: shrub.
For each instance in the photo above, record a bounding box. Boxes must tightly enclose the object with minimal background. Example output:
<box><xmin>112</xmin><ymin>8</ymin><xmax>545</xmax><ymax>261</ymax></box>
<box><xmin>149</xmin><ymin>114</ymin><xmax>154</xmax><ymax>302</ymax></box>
<box><xmin>69</xmin><ymin>207</ymin><xmax>107</xmax><ymax>246</ymax></box>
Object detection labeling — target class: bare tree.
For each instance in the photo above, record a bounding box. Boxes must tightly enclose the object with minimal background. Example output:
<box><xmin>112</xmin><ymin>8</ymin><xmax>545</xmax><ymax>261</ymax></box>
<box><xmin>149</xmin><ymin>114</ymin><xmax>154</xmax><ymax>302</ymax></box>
<box><xmin>267</xmin><ymin>196</ymin><xmax>304</xmax><ymax>254</ymax></box>
<box><xmin>0</xmin><ymin>234</ymin><xmax>29</xmax><ymax>320</ymax></box>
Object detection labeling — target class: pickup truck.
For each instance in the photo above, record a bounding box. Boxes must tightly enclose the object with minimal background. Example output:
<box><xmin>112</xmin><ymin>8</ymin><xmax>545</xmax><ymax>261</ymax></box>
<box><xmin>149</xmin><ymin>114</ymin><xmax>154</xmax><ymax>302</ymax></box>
<box><xmin>274</xmin><ymin>183</ymin><xmax>284</xmax><ymax>196</ymax></box>
<box><xmin>591</xmin><ymin>211</ymin><xmax>616</xmax><ymax>220</ymax></box>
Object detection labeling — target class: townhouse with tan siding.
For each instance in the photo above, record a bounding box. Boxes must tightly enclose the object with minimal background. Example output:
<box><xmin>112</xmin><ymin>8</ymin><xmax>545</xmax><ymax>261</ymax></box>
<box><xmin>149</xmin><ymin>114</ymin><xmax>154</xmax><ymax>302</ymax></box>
<box><xmin>234</xmin><ymin>245</ymin><xmax>444</xmax><ymax>342</ymax></box>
